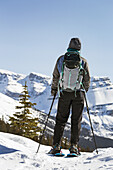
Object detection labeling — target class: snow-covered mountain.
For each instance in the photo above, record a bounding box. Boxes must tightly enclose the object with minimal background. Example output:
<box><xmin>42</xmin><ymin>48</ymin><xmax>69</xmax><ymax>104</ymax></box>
<box><xmin>0</xmin><ymin>69</ymin><xmax>113</xmax><ymax>150</ymax></box>
<box><xmin>0</xmin><ymin>132</ymin><xmax>113</xmax><ymax>170</ymax></box>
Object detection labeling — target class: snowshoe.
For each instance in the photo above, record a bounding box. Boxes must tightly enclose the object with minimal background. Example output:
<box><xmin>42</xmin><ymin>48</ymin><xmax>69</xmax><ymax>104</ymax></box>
<box><xmin>48</xmin><ymin>143</ymin><xmax>65</xmax><ymax>157</ymax></box>
<box><xmin>67</xmin><ymin>144</ymin><xmax>80</xmax><ymax>157</ymax></box>
<box><xmin>67</xmin><ymin>153</ymin><xmax>78</xmax><ymax>157</ymax></box>
<box><xmin>48</xmin><ymin>143</ymin><xmax>61</xmax><ymax>154</ymax></box>
<box><xmin>54</xmin><ymin>151</ymin><xmax>65</xmax><ymax>157</ymax></box>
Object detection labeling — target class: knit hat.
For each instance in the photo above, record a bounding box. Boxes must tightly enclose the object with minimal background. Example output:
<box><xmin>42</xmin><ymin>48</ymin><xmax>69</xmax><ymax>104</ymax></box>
<box><xmin>67</xmin><ymin>38</ymin><xmax>81</xmax><ymax>51</ymax></box>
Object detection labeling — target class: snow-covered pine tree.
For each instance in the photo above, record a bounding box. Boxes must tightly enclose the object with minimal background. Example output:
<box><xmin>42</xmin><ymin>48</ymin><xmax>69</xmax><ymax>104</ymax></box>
<box><xmin>9</xmin><ymin>81</ymin><xmax>41</xmax><ymax>139</ymax></box>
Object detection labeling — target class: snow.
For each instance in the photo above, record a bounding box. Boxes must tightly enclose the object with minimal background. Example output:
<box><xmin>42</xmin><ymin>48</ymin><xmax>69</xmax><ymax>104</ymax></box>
<box><xmin>0</xmin><ymin>92</ymin><xmax>18</xmax><ymax>121</ymax></box>
<box><xmin>0</xmin><ymin>69</ymin><xmax>113</xmax><ymax>163</ymax></box>
<box><xmin>0</xmin><ymin>132</ymin><xmax>113</xmax><ymax>170</ymax></box>
<box><xmin>0</xmin><ymin>69</ymin><xmax>25</xmax><ymax>76</ymax></box>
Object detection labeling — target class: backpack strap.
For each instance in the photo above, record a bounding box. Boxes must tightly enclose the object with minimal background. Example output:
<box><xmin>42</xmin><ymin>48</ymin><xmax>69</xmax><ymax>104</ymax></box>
<box><xmin>74</xmin><ymin>59</ymin><xmax>84</xmax><ymax>96</ymax></box>
<box><xmin>68</xmin><ymin>70</ymin><xmax>72</xmax><ymax>89</ymax></box>
<box><xmin>58</xmin><ymin>61</ymin><xmax>65</xmax><ymax>97</ymax></box>
<box><xmin>76</xmin><ymin>59</ymin><xmax>87</xmax><ymax>92</ymax></box>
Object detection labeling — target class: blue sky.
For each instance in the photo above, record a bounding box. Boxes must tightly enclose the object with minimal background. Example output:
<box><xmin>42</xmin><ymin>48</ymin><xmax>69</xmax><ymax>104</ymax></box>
<box><xmin>0</xmin><ymin>0</ymin><xmax>113</xmax><ymax>82</ymax></box>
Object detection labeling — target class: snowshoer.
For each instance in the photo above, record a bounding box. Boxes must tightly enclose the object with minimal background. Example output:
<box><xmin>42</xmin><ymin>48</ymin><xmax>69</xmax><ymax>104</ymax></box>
<box><xmin>49</xmin><ymin>38</ymin><xmax>90</xmax><ymax>155</ymax></box>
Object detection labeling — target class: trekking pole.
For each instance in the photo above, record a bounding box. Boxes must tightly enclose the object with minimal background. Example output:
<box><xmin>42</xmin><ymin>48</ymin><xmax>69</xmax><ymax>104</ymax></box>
<box><xmin>84</xmin><ymin>92</ymin><xmax>98</xmax><ymax>154</ymax></box>
<box><xmin>36</xmin><ymin>93</ymin><xmax>56</xmax><ymax>153</ymax></box>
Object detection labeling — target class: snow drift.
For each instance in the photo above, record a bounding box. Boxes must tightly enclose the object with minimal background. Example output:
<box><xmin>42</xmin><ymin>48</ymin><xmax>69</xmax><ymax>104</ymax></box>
<box><xmin>0</xmin><ymin>132</ymin><xmax>113</xmax><ymax>170</ymax></box>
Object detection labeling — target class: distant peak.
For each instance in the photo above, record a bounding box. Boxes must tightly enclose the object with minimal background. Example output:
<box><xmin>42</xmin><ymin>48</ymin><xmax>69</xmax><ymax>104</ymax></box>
<box><xmin>29</xmin><ymin>72</ymin><xmax>50</xmax><ymax>79</ymax></box>
<box><xmin>0</xmin><ymin>69</ymin><xmax>25</xmax><ymax>77</ymax></box>
<box><xmin>91</xmin><ymin>76</ymin><xmax>110</xmax><ymax>82</ymax></box>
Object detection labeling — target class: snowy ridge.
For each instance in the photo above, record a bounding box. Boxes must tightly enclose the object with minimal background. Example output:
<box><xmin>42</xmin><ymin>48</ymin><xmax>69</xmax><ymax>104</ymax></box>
<box><xmin>87</xmin><ymin>76</ymin><xmax>113</xmax><ymax>106</ymax></box>
<box><xmin>0</xmin><ymin>69</ymin><xmax>113</xmax><ymax>148</ymax></box>
<box><xmin>0</xmin><ymin>132</ymin><xmax>113</xmax><ymax>170</ymax></box>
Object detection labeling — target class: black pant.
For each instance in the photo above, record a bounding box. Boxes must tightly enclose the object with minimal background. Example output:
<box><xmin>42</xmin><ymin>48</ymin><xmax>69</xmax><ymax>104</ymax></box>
<box><xmin>53</xmin><ymin>90</ymin><xmax>84</xmax><ymax>145</ymax></box>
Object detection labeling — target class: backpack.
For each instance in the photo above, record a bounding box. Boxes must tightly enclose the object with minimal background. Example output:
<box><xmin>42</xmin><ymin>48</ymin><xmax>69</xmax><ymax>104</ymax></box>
<box><xmin>59</xmin><ymin>52</ymin><xmax>84</xmax><ymax>94</ymax></box>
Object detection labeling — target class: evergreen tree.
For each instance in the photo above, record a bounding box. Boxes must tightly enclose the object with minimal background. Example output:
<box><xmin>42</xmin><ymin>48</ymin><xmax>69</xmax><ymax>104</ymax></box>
<box><xmin>9</xmin><ymin>81</ymin><xmax>41</xmax><ymax>138</ymax></box>
<box><xmin>0</xmin><ymin>116</ymin><xmax>7</xmax><ymax>132</ymax></box>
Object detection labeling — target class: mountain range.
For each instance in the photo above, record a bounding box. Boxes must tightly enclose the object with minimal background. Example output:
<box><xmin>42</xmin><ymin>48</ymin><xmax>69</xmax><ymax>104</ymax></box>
<box><xmin>0</xmin><ymin>69</ymin><xmax>113</xmax><ymax>150</ymax></box>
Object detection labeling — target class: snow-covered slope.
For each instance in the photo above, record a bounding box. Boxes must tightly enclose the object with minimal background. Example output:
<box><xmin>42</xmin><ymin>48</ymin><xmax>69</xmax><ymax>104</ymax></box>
<box><xmin>0</xmin><ymin>69</ymin><xmax>113</xmax><ymax>148</ymax></box>
<box><xmin>88</xmin><ymin>76</ymin><xmax>113</xmax><ymax>106</ymax></box>
<box><xmin>0</xmin><ymin>132</ymin><xmax>113</xmax><ymax>170</ymax></box>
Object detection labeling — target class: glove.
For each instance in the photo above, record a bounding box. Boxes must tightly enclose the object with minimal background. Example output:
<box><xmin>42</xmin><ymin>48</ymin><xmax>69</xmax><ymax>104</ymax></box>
<box><xmin>51</xmin><ymin>88</ymin><xmax>57</xmax><ymax>96</ymax></box>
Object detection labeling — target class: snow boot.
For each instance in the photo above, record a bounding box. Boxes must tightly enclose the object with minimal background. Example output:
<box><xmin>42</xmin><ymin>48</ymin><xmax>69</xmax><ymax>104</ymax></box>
<box><xmin>69</xmin><ymin>144</ymin><xmax>79</xmax><ymax>155</ymax></box>
<box><xmin>48</xmin><ymin>143</ymin><xmax>61</xmax><ymax>154</ymax></box>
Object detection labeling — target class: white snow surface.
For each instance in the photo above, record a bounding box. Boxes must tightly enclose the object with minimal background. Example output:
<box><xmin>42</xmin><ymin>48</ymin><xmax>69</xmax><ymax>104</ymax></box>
<box><xmin>0</xmin><ymin>132</ymin><xmax>113</xmax><ymax>170</ymax></box>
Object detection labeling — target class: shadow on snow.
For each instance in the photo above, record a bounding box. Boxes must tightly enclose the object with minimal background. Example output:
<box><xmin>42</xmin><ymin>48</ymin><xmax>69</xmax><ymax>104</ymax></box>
<box><xmin>0</xmin><ymin>144</ymin><xmax>19</xmax><ymax>154</ymax></box>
